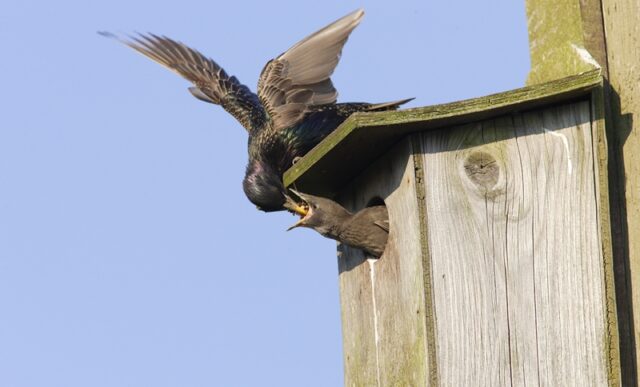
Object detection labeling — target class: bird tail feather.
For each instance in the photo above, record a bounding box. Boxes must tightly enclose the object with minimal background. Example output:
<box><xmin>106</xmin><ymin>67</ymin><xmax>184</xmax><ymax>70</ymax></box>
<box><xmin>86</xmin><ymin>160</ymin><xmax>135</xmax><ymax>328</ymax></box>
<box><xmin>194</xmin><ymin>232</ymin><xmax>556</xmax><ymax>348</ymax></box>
<box><xmin>365</xmin><ymin>98</ymin><xmax>414</xmax><ymax>111</ymax></box>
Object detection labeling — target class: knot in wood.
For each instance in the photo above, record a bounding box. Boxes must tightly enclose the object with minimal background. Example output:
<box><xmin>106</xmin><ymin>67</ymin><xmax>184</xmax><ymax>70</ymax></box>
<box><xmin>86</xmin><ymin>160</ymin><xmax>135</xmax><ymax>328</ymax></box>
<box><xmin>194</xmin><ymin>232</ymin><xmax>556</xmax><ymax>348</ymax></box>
<box><xmin>463</xmin><ymin>152</ymin><xmax>499</xmax><ymax>191</ymax></box>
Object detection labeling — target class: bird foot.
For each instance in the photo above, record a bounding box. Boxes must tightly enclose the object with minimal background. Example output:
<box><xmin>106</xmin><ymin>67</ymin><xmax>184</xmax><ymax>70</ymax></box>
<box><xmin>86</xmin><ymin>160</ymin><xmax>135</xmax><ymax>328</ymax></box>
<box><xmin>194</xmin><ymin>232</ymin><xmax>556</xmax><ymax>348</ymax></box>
<box><xmin>292</xmin><ymin>156</ymin><xmax>302</xmax><ymax>165</ymax></box>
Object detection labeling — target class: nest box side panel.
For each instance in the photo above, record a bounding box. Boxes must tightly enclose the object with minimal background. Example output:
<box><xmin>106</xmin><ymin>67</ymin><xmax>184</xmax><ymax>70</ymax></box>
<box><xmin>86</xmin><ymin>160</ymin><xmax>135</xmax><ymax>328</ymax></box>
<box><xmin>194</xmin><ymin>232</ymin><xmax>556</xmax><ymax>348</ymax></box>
<box><xmin>336</xmin><ymin>138</ymin><xmax>433</xmax><ymax>386</ymax></box>
<box><xmin>417</xmin><ymin>100</ymin><xmax>611</xmax><ymax>385</ymax></box>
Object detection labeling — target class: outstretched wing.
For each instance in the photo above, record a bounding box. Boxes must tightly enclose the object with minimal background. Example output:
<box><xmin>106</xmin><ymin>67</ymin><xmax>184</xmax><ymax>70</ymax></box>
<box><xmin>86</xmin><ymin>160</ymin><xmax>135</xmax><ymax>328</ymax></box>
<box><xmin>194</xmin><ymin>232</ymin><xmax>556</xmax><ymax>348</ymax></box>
<box><xmin>101</xmin><ymin>32</ymin><xmax>266</xmax><ymax>132</ymax></box>
<box><xmin>257</xmin><ymin>9</ymin><xmax>364</xmax><ymax>132</ymax></box>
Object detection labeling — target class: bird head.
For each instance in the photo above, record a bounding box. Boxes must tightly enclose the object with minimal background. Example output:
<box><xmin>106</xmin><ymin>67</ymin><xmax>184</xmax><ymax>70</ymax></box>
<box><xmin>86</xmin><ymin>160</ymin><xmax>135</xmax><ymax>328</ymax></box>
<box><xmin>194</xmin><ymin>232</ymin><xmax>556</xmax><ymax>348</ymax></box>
<box><xmin>286</xmin><ymin>189</ymin><xmax>350</xmax><ymax>237</ymax></box>
<box><xmin>243</xmin><ymin>159</ymin><xmax>289</xmax><ymax>212</ymax></box>
<box><xmin>242</xmin><ymin>160</ymin><xmax>312</xmax><ymax>215</ymax></box>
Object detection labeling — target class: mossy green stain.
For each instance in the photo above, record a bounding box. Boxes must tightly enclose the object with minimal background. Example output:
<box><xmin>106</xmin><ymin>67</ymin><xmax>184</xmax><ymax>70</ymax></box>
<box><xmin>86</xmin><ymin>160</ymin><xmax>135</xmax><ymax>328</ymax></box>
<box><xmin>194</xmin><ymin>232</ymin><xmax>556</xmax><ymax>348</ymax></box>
<box><xmin>526</xmin><ymin>0</ymin><xmax>598</xmax><ymax>85</ymax></box>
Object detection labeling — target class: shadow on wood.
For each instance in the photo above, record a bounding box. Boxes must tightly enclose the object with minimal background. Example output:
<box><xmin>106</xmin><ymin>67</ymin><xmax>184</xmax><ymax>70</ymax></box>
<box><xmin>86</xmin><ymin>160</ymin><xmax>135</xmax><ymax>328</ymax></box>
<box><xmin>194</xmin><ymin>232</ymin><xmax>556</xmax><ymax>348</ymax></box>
<box><xmin>604</xmin><ymin>79</ymin><xmax>637</xmax><ymax>384</ymax></box>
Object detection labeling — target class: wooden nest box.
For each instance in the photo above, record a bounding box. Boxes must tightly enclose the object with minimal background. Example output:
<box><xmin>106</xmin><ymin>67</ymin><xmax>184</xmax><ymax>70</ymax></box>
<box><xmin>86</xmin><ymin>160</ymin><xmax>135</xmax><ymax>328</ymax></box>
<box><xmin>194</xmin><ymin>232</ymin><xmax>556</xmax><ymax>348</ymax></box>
<box><xmin>285</xmin><ymin>70</ymin><xmax>620</xmax><ymax>385</ymax></box>
<box><xmin>284</xmin><ymin>0</ymin><xmax>640</xmax><ymax>382</ymax></box>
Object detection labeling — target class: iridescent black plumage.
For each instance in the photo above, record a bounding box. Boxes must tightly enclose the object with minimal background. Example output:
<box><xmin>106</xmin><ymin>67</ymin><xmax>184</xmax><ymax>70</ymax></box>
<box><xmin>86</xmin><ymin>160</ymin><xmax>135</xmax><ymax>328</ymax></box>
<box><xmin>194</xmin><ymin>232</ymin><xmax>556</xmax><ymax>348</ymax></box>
<box><xmin>102</xmin><ymin>9</ymin><xmax>411</xmax><ymax>212</ymax></box>
<box><xmin>242</xmin><ymin>101</ymin><xmax>411</xmax><ymax>211</ymax></box>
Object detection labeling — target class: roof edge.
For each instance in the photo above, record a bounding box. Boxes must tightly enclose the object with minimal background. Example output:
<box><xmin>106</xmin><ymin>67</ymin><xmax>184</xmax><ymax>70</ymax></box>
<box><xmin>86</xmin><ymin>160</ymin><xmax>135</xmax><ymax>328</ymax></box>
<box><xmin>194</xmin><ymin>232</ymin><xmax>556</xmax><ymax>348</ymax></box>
<box><xmin>284</xmin><ymin>69</ymin><xmax>602</xmax><ymax>189</ymax></box>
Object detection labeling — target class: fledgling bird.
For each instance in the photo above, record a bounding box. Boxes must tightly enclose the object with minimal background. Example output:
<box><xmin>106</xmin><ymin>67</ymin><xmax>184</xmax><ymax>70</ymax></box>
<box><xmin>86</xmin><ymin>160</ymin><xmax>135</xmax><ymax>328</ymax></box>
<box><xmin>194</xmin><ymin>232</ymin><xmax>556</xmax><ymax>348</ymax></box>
<box><xmin>287</xmin><ymin>190</ymin><xmax>389</xmax><ymax>258</ymax></box>
<box><xmin>101</xmin><ymin>9</ymin><xmax>412</xmax><ymax>214</ymax></box>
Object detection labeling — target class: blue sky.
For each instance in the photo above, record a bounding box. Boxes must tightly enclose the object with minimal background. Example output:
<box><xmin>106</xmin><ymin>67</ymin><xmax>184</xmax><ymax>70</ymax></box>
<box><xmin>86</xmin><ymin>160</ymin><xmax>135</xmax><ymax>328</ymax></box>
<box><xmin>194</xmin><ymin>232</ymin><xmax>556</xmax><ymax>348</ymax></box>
<box><xmin>0</xmin><ymin>1</ymin><xmax>529</xmax><ymax>386</ymax></box>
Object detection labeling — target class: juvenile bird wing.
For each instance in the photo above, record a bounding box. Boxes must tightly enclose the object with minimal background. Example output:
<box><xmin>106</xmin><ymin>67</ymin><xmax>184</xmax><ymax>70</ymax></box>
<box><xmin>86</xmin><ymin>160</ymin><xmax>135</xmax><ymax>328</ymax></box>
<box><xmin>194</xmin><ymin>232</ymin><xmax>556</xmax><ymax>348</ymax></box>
<box><xmin>101</xmin><ymin>32</ymin><xmax>265</xmax><ymax>132</ymax></box>
<box><xmin>367</xmin><ymin>206</ymin><xmax>390</xmax><ymax>232</ymax></box>
<box><xmin>257</xmin><ymin>9</ymin><xmax>364</xmax><ymax>132</ymax></box>
<box><xmin>374</xmin><ymin>220</ymin><xmax>390</xmax><ymax>233</ymax></box>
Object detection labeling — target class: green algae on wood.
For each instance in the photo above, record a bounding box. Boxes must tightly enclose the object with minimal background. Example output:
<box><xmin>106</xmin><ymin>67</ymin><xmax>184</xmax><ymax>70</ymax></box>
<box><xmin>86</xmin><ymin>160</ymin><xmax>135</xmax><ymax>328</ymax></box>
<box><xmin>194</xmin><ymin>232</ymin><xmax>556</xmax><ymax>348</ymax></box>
<box><xmin>525</xmin><ymin>0</ymin><xmax>603</xmax><ymax>84</ymax></box>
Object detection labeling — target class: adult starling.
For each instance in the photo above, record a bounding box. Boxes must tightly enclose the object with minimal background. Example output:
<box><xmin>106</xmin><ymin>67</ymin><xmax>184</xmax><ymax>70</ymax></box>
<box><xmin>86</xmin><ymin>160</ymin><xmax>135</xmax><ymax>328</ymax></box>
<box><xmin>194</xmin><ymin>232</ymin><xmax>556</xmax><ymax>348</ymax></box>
<box><xmin>287</xmin><ymin>190</ymin><xmax>389</xmax><ymax>258</ymax></box>
<box><xmin>101</xmin><ymin>9</ymin><xmax>412</xmax><ymax>214</ymax></box>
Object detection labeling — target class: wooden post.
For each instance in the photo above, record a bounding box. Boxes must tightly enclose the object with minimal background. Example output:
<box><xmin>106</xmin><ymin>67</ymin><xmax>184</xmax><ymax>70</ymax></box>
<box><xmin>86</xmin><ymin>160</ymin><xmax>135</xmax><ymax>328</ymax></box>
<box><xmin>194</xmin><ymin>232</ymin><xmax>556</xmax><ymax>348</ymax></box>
<box><xmin>526</xmin><ymin>0</ymin><xmax>640</xmax><ymax>383</ymax></box>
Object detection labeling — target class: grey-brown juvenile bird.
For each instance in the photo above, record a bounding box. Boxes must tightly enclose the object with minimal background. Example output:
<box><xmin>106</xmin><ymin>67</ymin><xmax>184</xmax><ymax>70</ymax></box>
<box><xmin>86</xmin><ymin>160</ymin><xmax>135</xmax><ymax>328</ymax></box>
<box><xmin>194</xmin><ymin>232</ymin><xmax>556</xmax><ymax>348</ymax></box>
<box><xmin>287</xmin><ymin>190</ymin><xmax>389</xmax><ymax>258</ymax></box>
<box><xmin>100</xmin><ymin>9</ymin><xmax>411</xmax><ymax>214</ymax></box>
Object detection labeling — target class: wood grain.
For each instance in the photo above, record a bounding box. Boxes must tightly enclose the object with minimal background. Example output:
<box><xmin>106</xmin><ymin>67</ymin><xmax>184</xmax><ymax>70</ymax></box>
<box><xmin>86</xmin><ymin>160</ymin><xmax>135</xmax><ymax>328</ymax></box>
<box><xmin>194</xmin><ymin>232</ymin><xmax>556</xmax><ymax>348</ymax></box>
<box><xmin>417</xmin><ymin>101</ymin><xmax>609</xmax><ymax>385</ymax></box>
<box><xmin>337</xmin><ymin>138</ymin><xmax>432</xmax><ymax>386</ymax></box>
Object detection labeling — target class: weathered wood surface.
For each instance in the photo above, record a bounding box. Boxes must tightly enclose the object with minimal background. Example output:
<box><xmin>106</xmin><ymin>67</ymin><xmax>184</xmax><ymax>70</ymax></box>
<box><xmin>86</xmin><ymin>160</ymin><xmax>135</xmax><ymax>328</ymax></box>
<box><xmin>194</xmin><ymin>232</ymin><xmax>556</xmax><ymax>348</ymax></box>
<box><xmin>525</xmin><ymin>0</ymin><xmax>601</xmax><ymax>85</ymax></box>
<box><xmin>330</xmin><ymin>101</ymin><xmax>614</xmax><ymax>385</ymax></box>
<box><xmin>417</xmin><ymin>101</ymin><xmax>610</xmax><ymax>385</ymax></box>
<box><xmin>337</xmin><ymin>138</ymin><xmax>433</xmax><ymax>386</ymax></box>
<box><xmin>525</xmin><ymin>0</ymin><xmax>637</xmax><ymax>382</ymax></box>
<box><xmin>590</xmin><ymin>88</ymin><xmax>621</xmax><ymax>386</ymax></box>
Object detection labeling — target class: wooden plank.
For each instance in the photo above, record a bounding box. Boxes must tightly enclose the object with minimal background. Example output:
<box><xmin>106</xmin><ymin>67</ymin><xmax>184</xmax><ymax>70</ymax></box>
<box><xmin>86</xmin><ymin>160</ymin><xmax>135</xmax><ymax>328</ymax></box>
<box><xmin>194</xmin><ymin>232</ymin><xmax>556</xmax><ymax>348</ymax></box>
<box><xmin>601</xmin><ymin>0</ymin><xmax>640</xmax><ymax>382</ymax></box>
<box><xmin>336</xmin><ymin>138</ymin><xmax>433</xmax><ymax>386</ymax></box>
<box><xmin>525</xmin><ymin>0</ymin><xmax>631</xmax><ymax>382</ymax></box>
<box><xmin>417</xmin><ymin>101</ymin><xmax>611</xmax><ymax>385</ymax></box>
<box><xmin>284</xmin><ymin>70</ymin><xmax>602</xmax><ymax>197</ymax></box>
<box><xmin>590</xmin><ymin>87</ymin><xmax>622</xmax><ymax>386</ymax></box>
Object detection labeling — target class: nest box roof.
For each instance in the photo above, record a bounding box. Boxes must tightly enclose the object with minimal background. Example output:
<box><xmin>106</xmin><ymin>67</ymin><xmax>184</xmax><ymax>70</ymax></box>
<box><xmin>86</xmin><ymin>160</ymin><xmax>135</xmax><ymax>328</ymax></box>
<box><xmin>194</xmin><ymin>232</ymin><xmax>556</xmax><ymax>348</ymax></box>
<box><xmin>284</xmin><ymin>69</ymin><xmax>602</xmax><ymax>197</ymax></box>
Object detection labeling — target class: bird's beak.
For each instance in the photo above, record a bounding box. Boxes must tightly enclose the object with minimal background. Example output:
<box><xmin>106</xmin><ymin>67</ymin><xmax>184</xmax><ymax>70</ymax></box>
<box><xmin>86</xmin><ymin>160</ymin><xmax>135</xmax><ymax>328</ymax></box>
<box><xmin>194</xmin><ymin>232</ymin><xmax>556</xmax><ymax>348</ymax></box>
<box><xmin>286</xmin><ymin>218</ymin><xmax>306</xmax><ymax>231</ymax></box>
<box><xmin>284</xmin><ymin>189</ymin><xmax>312</xmax><ymax>231</ymax></box>
<box><xmin>283</xmin><ymin>193</ymin><xmax>308</xmax><ymax>217</ymax></box>
<box><xmin>286</xmin><ymin>203</ymin><xmax>313</xmax><ymax>231</ymax></box>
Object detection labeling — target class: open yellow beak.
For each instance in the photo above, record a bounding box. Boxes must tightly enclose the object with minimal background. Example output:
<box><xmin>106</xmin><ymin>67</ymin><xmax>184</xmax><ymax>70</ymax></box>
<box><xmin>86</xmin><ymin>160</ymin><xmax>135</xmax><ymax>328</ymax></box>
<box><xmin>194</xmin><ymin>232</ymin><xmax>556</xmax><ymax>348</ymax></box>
<box><xmin>290</xmin><ymin>203</ymin><xmax>308</xmax><ymax>217</ymax></box>
<box><xmin>283</xmin><ymin>195</ymin><xmax>309</xmax><ymax>217</ymax></box>
<box><xmin>286</xmin><ymin>217</ymin><xmax>306</xmax><ymax>231</ymax></box>
<box><xmin>283</xmin><ymin>193</ymin><xmax>310</xmax><ymax>231</ymax></box>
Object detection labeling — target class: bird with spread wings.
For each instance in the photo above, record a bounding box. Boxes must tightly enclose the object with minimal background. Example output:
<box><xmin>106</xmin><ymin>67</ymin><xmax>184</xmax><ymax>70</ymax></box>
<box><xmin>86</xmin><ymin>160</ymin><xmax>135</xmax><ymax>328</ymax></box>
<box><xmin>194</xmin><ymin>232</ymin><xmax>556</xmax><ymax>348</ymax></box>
<box><xmin>102</xmin><ymin>9</ymin><xmax>411</xmax><ymax>214</ymax></box>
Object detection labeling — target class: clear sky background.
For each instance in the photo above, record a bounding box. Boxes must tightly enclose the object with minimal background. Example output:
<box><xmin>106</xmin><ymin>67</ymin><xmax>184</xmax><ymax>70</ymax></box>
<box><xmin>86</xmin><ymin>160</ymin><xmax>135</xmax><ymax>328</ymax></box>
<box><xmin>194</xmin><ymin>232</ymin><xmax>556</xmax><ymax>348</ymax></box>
<box><xmin>0</xmin><ymin>1</ymin><xmax>530</xmax><ymax>386</ymax></box>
